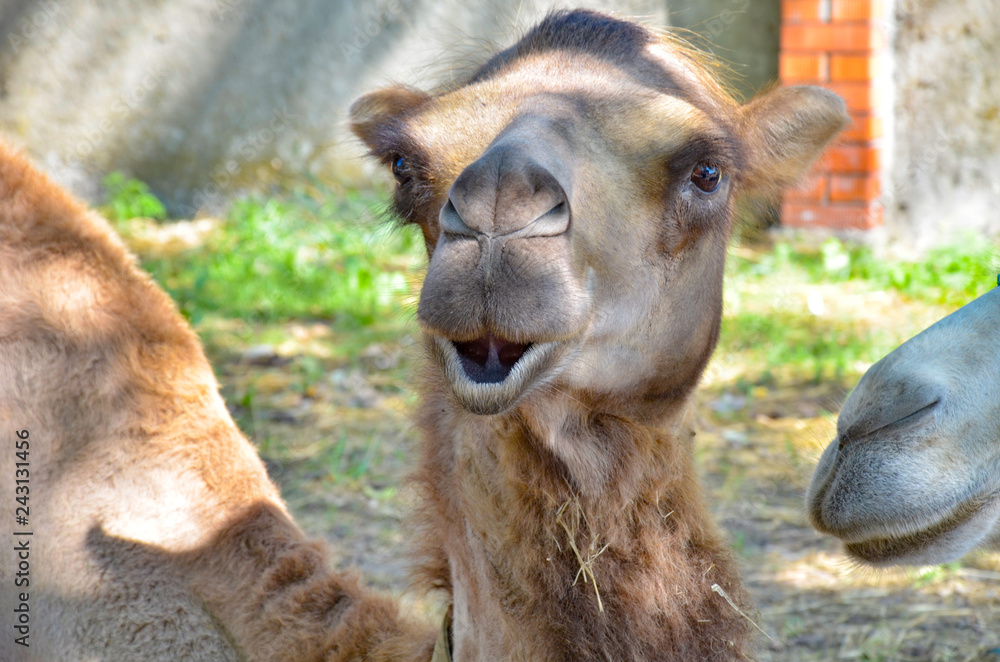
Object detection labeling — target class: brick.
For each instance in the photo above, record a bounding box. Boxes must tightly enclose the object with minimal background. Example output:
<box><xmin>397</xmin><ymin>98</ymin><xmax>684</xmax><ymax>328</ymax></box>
<box><xmin>829</xmin><ymin>174</ymin><xmax>881</xmax><ymax>202</ymax></box>
<box><xmin>825</xmin><ymin>144</ymin><xmax>881</xmax><ymax>172</ymax></box>
<box><xmin>781</xmin><ymin>201</ymin><xmax>884</xmax><ymax>229</ymax></box>
<box><xmin>840</xmin><ymin>113</ymin><xmax>884</xmax><ymax>141</ymax></box>
<box><xmin>780</xmin><ymin>53</ymin><xmax>827</xmax><ymax>82</ymax></box>
<box><xmin>827</xmin><ymin>82</ymin><xmax>877</xmax><ymax>111</ymax></box>
<box><xmin>781</xmin><ymin>23</ymin><xmax>884</xmax><ymax>51</ymax></box>
<box><xmin>831</xmin><ymin>0</ymin><xmax>885</xmax><ymax>21</ymax></box>
<box><xmin>786</xmin><ymin>174</ymin><xmax>829</xmax><ymax>202</ymax></box>
<box><xmin>830</xmin><ymin>54</ymin><xmax>880</xmax><ymax>81</ymax></box>
<box><xmin>782</xmin><ymin>0</ymin><xmax>825</xmax><ymax>22</ymax></box>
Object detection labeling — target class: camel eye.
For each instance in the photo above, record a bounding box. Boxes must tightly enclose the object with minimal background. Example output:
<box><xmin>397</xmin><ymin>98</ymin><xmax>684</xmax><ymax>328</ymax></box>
<box><xmin>691</xmin><ymin>162</ymin><xmax>721</xmax><ymax>193</ymax></box>
<box><xmin>391</xmin><ymin>155</ymin><xmax>407</xmax><ymax>180</ymax></box>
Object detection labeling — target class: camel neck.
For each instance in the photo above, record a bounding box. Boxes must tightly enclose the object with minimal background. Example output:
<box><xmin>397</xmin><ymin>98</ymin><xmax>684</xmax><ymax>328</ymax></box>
<box><xmin>415</xmin><ymin>387</ymin><xmax>753</xmax><ymax>661</ymax></box>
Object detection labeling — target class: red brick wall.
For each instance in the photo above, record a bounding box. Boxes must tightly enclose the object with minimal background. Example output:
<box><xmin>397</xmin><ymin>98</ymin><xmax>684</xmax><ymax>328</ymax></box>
<box><xmin>780</xmin><ymin>0</ymin><xmax>888</xmax><ymax>230</ymax></box>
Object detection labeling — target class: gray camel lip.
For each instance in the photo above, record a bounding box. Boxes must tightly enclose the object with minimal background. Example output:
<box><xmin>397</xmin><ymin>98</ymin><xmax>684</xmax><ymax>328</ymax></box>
<box><xmin>815</xmin><ymin>454</ymin><xmax>1000</xmax><ymax>550</ymax></box>
<box><xmin>842</xmin><ymin>485</ymin><xmax>1000</xmax><ymax>565</ymax></box>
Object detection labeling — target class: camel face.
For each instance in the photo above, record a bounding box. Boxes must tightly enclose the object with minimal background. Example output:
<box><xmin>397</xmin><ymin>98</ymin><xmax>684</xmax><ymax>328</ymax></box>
<box><xmin>352</xmin><ymin>11</ymin><xmax>847</xmax><ymax>417</ymax></box>
<box><xmin>808</xmin><ymin>287</ymin><xmax>1000</xmax><ymax>566</ymax></box>
<box><xmin>405</xmin><ymin>74</ymin><xmax>734</xmax><ymax>418</ymax></box>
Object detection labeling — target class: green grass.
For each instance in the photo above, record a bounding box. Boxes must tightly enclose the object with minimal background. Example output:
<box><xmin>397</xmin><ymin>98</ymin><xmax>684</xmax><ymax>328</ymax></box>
<box><xmin>101</xmin><ymin>171</ymin><xmax>168</xmax><ymax>222</ymax></box>
<box><xmin>730</xmin><ymin>236</ymin><xmax>999</xmax><ymax>308</ymax></box>
<box><xmin>719</xmin><ymin>236</ymin><xmax>999</xmax><ymax>386</ymax></box>
<box><xmin>113</xmin><ymin>182</ymin><xmax>427</xmax><ymax>330</ymax></box>
<box><xmin>323</xmin><ymin>430</ymin><xmax>385</xmax><ymax>483</ymax></box>
<box><xmin>909</xmin><ymin>561</ymin><xmax>962</xmax><ymax>589</ymax></box>
<box><xmin>720</xmin><ymin>310</ymin><xmax>896</xmax><ymax>385</ymax></box>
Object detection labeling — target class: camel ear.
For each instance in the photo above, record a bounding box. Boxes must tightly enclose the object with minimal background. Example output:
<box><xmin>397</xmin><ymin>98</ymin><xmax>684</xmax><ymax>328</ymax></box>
<box><xmin>349</xmin><ymin>86</ymin><xmax>430</xmax><ymax>150</ymax></box>
<box><xmin>738</xmin><ymin>86</ymin><xmax>849</xmax><ymax>197</ymax></box>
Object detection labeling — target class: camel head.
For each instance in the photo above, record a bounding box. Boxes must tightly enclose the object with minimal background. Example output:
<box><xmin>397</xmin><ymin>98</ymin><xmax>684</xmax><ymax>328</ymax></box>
<box><xmin>808</xmin><ymin>286</ymin><xmax>1000</xmax><ymax>566</ymax></box>
<box><xmin>351</xmin><ymin>10</ymin><xmax>847</xmax><ymax>418</ymax></box>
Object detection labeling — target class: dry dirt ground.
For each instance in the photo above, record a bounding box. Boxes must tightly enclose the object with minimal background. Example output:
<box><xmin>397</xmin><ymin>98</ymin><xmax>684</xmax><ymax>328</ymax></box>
<box><xmin>199</xmin><ymin>308</ymin><xmax>1000</xmax><ymax>662</ymax></box>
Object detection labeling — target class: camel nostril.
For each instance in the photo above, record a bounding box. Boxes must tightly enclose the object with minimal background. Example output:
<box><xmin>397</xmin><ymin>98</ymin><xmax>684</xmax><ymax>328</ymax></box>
<box><xmin>516</xmin><ymin>200</ymin><xmax>570</xmax><ymax>238</ymax></box>
<box><xmin>840</xmin><ymin>397</ymin><xmax>941</xmax><ymax>448</ymax></box>
<box><xmin>445</xmin><ymin>136</ymin><xmax>573</xmax><ymax>237</ymax></box>
<box><xmin>439</xmin><ymin>198</ymin><xmax>478</xmax><ymax>239</ymax></box>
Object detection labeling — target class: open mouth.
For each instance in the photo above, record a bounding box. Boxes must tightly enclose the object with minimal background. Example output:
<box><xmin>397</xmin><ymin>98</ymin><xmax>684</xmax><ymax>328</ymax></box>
<box><xmin>428</xmin><ymin>333</ymin><xmax>566</xmax><ymax>415</ymax></box>
<box><xmin>453</xmin><ymin>334</ymin><xmax>532</xmax><ymax>384</ymax></box>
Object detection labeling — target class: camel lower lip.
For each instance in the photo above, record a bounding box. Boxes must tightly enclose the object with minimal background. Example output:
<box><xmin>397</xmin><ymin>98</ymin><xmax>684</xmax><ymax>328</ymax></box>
<box><xmin>843</xmin><ymin>489</ymin><xmax>999</xmax><ymax>565</ymax></box>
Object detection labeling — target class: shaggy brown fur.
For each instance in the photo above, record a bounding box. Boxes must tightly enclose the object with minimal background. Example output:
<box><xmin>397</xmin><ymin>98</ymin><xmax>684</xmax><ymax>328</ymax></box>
<box><xmin>351</xmin><ymin>10</ymin><xmax>848</xmax><ymax>661</ymax></box>
<box><xmin>0</xmin><ymin>141</ymin><xmax>434</xmax><ymax>661</ymax></box>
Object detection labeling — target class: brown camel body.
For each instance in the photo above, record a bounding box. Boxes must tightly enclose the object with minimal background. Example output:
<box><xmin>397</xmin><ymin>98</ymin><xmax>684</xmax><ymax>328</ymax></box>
<box><xmin>351</xmin><ymin>10</ymin><xmax>847</xmax><ymax>661</ymax></box>
<box><xmin>0</xmin><ymin>139</ymin><xmax>434</xmax><ymax>661</ymax></box>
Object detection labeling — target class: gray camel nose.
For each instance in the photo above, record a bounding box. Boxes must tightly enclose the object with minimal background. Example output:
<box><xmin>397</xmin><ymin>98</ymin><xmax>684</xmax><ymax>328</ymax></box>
<box><xmin>441</xmin><ymin>140</ymin><xmax>571</xmax><ymax>239</ymax></box>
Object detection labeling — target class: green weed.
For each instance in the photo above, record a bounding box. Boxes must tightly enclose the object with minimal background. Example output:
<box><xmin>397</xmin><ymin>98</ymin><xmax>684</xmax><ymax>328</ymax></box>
<box><xmin>718</xmin><ymin>309</ymin><xmax>898</xmax><ymax>385</ymax></box>
<box><xmin>294</xmin><ymin>355</ymin><xmax>326</xmax><ymax>394</ymax></box>
<box><xmin>323</xmin><ymin>430</ymin><xmax>385</xmax><ymax>483</ymax></box>
<box><xmin>909</xmin><ymin>561</ymin><xmax>962</xmax><ymax>588</ymax></box>
<box><xmin>101</xmin><ymin>171</ymin><xmax>167</xmax><ymax>221</ymax></box>
<box><xmin>720</xmin><ymin>235</ymin><xmax>999</xmax><ymax>385</ymax></box>
<box><xmin>136</xmin><ymin>185</ymin><xmax>426</xmax><ymax>329</ymax></box>
<box><xmin>731</xmin><ymin>236</ymin><xmax>999</xmax><ymax>308</ymax></box>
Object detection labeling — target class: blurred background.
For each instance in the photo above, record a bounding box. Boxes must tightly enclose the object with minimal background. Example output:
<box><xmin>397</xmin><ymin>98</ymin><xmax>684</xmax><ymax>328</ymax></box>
<box><xmin>2</xmin><ymin>0</ymin><xmax>998</xmax><ymax>240</ymax></box>
<box><xmin>3</xmin><ymin>1</ymin><xmax>1000</xmax><ymax>659</ymax></box>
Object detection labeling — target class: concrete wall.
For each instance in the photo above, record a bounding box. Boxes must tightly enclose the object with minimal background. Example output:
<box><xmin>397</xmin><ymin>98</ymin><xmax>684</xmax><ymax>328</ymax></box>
<box><xmin>8</xmin><ymin>0</ymin><xmax>996</xmax><ymax>245</ymax></box>
<box><xmin>0</xmin><ymin>0</ymin><xmax>665</xmax><ymax>214</ymax></box>
<box><xmin>888</xmin><ymin>0</ymin><xmax>1000</xmax><ymax>246</ymax></box>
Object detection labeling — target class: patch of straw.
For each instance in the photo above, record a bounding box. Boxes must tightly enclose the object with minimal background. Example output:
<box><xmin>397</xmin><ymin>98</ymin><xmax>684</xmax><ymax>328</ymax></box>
<box><xmin>555</xmin><ymin>498</ymin><xmax>609</xmax><ymax>613</ymax></box>
<box><xmin>711</xmin><ymin>583</ymin><xmax>774</xmax><ymax>642</ymax></box>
